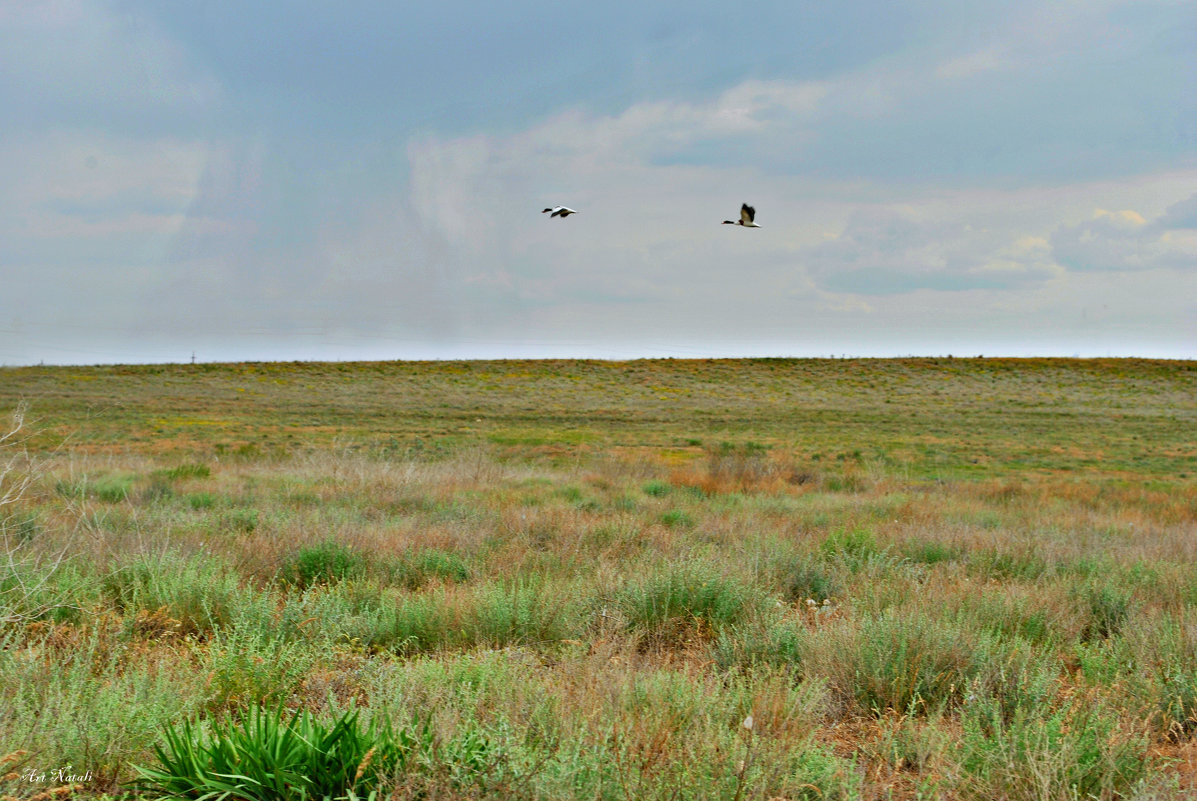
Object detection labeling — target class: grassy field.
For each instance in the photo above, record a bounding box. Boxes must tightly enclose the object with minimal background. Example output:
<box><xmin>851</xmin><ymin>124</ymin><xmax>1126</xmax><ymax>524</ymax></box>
<box><xmin>1</xmin><ymin>357</ymin><xmax>1196</xmax><ymax>799</ymax></box>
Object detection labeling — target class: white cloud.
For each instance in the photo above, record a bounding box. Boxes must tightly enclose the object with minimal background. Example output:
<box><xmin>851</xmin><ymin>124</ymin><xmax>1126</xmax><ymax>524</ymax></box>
<box><xmin>935</xmin><ymin>47</ymin><xmax>1009</xmax><ymax>80</ymax></box>
<box><xmin>802</xmin><ymin>208</ymin><xmax>1062</xmax><ymax>295</ymax></box>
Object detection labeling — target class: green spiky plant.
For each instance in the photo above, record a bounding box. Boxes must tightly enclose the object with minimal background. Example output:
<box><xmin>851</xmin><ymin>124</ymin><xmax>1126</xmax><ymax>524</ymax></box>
<box><xmin>134</xmin><ymin>705</ymin><xmax>424</xmax><ymax>801</ymax></box>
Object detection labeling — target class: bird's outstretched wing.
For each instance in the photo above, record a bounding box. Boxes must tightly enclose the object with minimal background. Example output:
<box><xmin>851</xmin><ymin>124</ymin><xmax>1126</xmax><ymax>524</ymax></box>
<box><xmin>741</xmin><ymin>204</ymin><xmax>755</xmax><ymax>225</ymax></box>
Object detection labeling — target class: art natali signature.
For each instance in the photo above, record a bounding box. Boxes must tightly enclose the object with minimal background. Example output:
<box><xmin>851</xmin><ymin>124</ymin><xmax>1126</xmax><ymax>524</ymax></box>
<box><xmin>18</xmin><ymin>766</ymin><xmax>93</xmax><ymax>784</ymax></box>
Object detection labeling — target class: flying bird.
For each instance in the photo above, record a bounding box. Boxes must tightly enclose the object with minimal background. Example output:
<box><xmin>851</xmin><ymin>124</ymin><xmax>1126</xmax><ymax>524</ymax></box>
<box><xmin>543</xmin><ymin>206</ymin><xmax>578</xmax><ymax>218</ymax></box>
<box><xmin>723</xmin><ymin>203</ymin><xmax>761</xmax><ymax>228</ymax></box>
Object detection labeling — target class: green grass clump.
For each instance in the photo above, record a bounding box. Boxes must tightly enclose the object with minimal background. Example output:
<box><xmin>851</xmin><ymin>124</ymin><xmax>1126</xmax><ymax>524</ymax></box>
<box><xmin>187</xmin><ymin>491</ymin><xmax>216</xmax><ymax>510</ymax></box>
<box><xmin>159</xmin><ymin>462</ymin><xmax>212</xmax><ymax>481</ymax></box>
<box><xmin>280</xmin><ymin>541</ymin><xmax>366</xmax><ymax>589</ymax></box>
<box><xmin>901</xmin><ymin>538</ymin><xmax>962</xmax><ymax>566</ymax></box>
<box><xmin>5</xmin><ymin>511</ymin><xmax>40</xmax><ymax>544</ymax></box>
<box><xmin>88</xmin><ymin>474</ymin><xmax>136</xmax><ymax>503</ymax></box>
<box><xmin>642</xmin><ymin>480</ymin><xmax>671</xmax><ymax>497</ymax></box>
<box><xmin>136</xmin><ymin>705</ymin><xmax>415</xmax><ymax>801</ymax></box>
<box><xmin>660</xmin><ymin>508</ymin><xmax>695</xmax><ymax>528</ymax></box>
<box><xmin>714</xmin><ymin>617</ymin><xmax>808</xmax><ymax>671</ymax></box>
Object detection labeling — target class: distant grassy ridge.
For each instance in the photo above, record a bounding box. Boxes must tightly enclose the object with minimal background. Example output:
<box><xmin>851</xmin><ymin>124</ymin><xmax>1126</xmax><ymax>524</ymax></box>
<box><xmin>2</xmin><ymin>358</ymin><xmax>1194</xmax><ymax>480</ymax></box>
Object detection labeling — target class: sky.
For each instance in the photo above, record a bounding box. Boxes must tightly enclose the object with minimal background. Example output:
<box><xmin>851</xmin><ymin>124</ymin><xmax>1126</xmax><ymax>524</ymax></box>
<box><xmin>2</xmin><ymin>0</ymin><xmax>1195</xmax><ymax>365</ymax></box>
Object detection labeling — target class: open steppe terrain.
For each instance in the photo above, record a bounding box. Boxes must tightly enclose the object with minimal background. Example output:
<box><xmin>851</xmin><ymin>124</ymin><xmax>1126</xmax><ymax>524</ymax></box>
<box><xmin>2</xmin><ymin>357</ymin><xmax>1196</xmax><ymax>799</ymax></box>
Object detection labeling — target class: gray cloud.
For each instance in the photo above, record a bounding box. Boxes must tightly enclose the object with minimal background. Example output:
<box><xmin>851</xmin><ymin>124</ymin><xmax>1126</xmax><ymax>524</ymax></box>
<box><xmin>0</xmin><ymin>0</ymin><xmax>219</xmax><ymax>137</ymax></box>
<box><xmin>1051</xmin><ymin>194</ymin><xmax>1197</xmax><ymax>273</ymax></box>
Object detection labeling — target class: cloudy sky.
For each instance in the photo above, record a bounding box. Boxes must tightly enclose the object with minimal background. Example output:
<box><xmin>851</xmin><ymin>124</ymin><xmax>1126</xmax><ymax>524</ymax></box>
<box><xmin>2</xmin><ymin>0</ymin><xmax>1195</xmax><ymax>364</ymax></box>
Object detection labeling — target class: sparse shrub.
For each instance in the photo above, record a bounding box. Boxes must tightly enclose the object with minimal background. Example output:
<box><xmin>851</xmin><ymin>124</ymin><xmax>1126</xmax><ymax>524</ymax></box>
<box><xmin>393</xmin><ymin>548</ymin><xmax>471</xmax><ymax>589</ymax></box>
<box><xmin>280</xmin><ymin>540</ymin><xmax>365</xmax><ymax>589</ymax></box>
<box><xmin>202</xmin><ymin>625</ymin><xmax>313</xmax><ymax>709</ymax></box>
<box><xmin>968</xmin><ymin>548</ymin><xmax>1050</xmax><ymax>581</ymax></box>
<box><xmin>1</xmin><ymin>624</ymin><xmax>198</xmax><ymax>783</ymax></box>
<box><xmin>955</xmin><ymin>690</ymin><xmax>1149</xmax><ymax>800</ymax></box>
<box><xmin>468</xmin><ymin>577</ymin><xmax>582</xmax><ymax>647</ymax></box>
<box><xmin>819</xmin><ymin>527</ymin><xmax>882</xmax><ymax>572</ymax></box>
<box><xmin>706</xmin><ymin>441</ymin><xmax>774</xmax><ymax>489</ymax></box>
<box><xmin>771</xmin><ymin>554</ymin><xmax>843</xmax><ymax>604</ymax></box>
<box><xmin>781</xmin><ymin>743</ymin><xmax>861</xmax><ymax>801</ymax></box>
<box><xmin>101</xmin><ymin>551</ymin><xmax>242</xmax><ymax>634</ymax></box>
<box><xmin>619</xmin><ymin>563</ymin><xmax>762</xmax><ymax>645</ymax></box>
<box><xmin>815</xmin><ymin>609</ymin><xmax>977</xmax><ymax>715</ymax></box>
<box><xmin>1079</xmin><ymin>582</ymin><xmax>1134</xmax><ymax>641</ymax></box>
<box><xmin>220</xmin><ymin>508</ymin><xmax>259</xmax><ymax>533</ymax></box>
<box><xmin>139</xmin><ymin>478</ymin><xmax>174</xmax><ymax>504</ymax></box>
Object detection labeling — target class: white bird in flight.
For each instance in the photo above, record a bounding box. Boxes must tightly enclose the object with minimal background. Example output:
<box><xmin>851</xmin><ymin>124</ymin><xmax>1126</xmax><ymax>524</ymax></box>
<box><xmin>543</xmin><ymin>206</ymin><xmax>578</xmax><ymax>218</ymax></box>
<box><xmin>723</xmin><ymin>203</ymin><xmax>761</xmax><ymax>228</ymax></box>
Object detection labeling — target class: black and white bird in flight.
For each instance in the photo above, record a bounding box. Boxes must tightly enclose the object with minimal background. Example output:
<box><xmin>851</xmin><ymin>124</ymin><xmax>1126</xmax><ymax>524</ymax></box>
<box><xmin>722</xmin><ymin>203</ymin><xmax>761</xmax><ymax>228</ymax></box>
<box><xmin>542</xmin><ymin>206</ymin><xmax>578</xmax><ymax>218</ymax></box>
